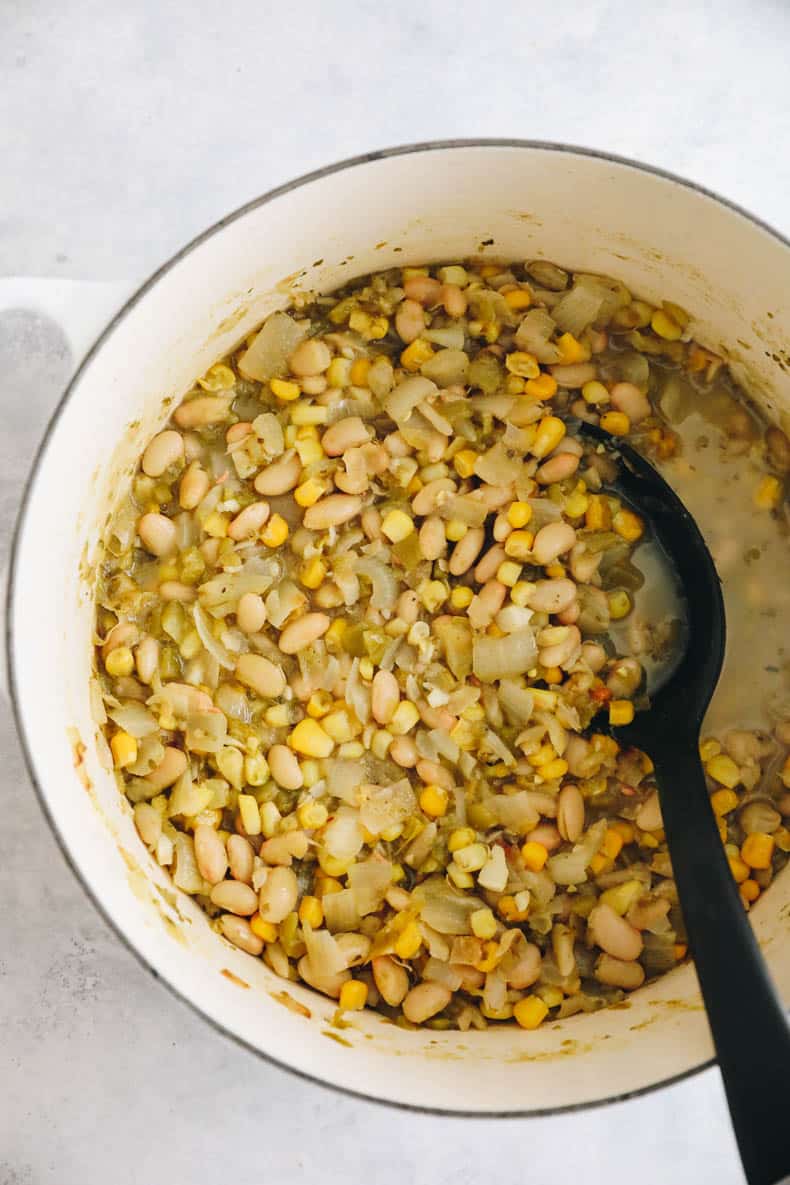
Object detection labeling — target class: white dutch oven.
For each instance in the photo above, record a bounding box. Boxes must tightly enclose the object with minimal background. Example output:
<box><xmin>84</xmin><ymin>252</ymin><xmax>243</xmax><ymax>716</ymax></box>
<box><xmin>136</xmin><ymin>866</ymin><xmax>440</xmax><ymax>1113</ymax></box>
<box><xmin>8</xmin><ymin>141</ymin><xmax>790</xmax><ymax>1114</ymax></box>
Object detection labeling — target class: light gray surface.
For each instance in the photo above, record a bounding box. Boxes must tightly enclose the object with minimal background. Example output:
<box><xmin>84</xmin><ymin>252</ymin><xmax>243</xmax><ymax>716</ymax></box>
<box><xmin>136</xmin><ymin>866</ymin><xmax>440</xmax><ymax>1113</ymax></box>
<box><xmin>3</xmin><ymin>0</ymin><xmax>789</xmax><ymax>1180</ymax></box>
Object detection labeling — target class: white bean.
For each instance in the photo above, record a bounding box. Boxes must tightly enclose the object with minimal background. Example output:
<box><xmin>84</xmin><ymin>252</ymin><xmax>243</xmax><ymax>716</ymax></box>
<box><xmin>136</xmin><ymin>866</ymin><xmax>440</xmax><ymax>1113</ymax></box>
<box><xmin>179</xmin><ymin>461</ymin><xmax>211</xmax><ymax>509</ymax></box>
<box><xmin>595</xmin><ymin>953</ymin><xmax>645</xmax><ymax>990</ymax></box>
<box><xmin>372</xmin><ymin>956</ymin><xmax>410</xmax><ymax>1006</ymax></box>
<box><xmin>258</xmin><ymin>866</ymin><xmax>298</xmax><ymax>923</ymax></box>
<box><xmin>557</xmin><ymin>783</ymin><xmax>585</xmax><ymax>842</ymax></box>
<box><xmin>532</xmin><ymin>522</ymin><xmax>576</xmax><ymax>565</ymax></box>
<box><xmin>236</xmin><ymin>592</ymin><xmax>267</xmax><ymax>634</ymax></box>
<box><xmin>303</xmin><ymin>494</ymin><xmax>362</xmax><ymax>530</ymax></box>
<box><xmin>372</xmin><ymin>669</ymin><xmax>400</xmax><ymax>724</ymax></box>
<box><xmin>321</xmin><ymin>417</ymin><xmax>370</xmax><ymax>457</ymax></box>
<box><xmin>138</xmin><ymin>512</ymin><xmax>177</xmax><ymax>557</ymax></box>
<box><xmin>227</xmin><ymin>835</ymin><xmax>255</xmax><ymax>884</ymax></box>
<box><xmin>418</xmin><ymin>516</ymin><xmax>446</xmax><ymax>561</ymax></box>
<box><xmin>159</xmin><ymin>581</ymin><xmax>196</xmax><ymax>602</ymax></box>
<box><xmin>411</xmin><ymin>478</ymin><xmax>455</xmax><ymax>516</ymax></box>
<box><xmin>235</xmin><ymin>654</ymin><xmax>286</xmax><ymax>699</ymax></box>
<box><xmin>474</xmin><ymin>544</ymin><xmax>506</xmax><ymax>584</ymax></box>
<box><xmin>142</xmin><ymin>430</ymin><xmax>184</xmax><ymax>477</ymax></box>
<box><xmin>134</xmin><ymin>637</ymin><xmax>159</xmax><ymax>684</ymax></box>
<box><xmin>210</xmin><ymin>880</ymin><xmax>258</xmax><ymax>916</ymax></box>
<box><xmin>289</xmin><ymin>338</ymin><xmax>331</xmax><ymax>377</ymax></box>
<box><xmin>507</xmin><ymin>943</ymin><xmax>542</xmax><ymax>989</ymax></box>
<box><xmin>635</xmin><ymin>790</ymin><xmax>663</xmax><ymax>832</ymax></box>
<box><xmin>539</xmin><ymin>624</ymin><xmax>581</xmax><ymax>669</ymax></box>
<box><xmin>527</xmin><ymin>578</ymin><xmax>577</xmax><ymax>613</ymax></box>
<box><xmin>588</xmin><ymin>903</ymin><xmax>643</xmax><ymax>961</ymax></box>
<box><xmin>174</xmin><ymin>396</ymin><xmax>231</xmax><ymax>428</ymax></box>
<box><xmin>402</xmin><ymin>982</ymin><xmax>452</xmax><ymax>1023</ymax></box>
<box><xmin>267</xmin><ymin>744</ymin><xmax>304</xmax><ymax>790</ymax></box>
<box><xmin>536</xmin><ymin>452</ymin><xmax>580</xmax><ymax>485</ymax></box>
<box><xmin>218</xmin><ymin>915</ymin><xmax>263</xmax><ymax>956</ymax></box>
<box><xmin>142</xmin><ymin>747</ymin><xmax>187</xmax><ymax>793</ymax></box>
<box><xmin>254</xmin><ymin>452</ymin><xmax>302</xmax><ymax>496</ymax></box>
<box><xmin>395</xmin><ymin>299</ymin><xmax>426</xmax><ymax>343</ymax></box>
<box><xmin>610</xmin><ymin>382</ymin><xmax>652</xmax><ymax>423</ymax></box>
<box><xmin>228</xmin><ymin>501</ymin><xmax>270</xmax><ymax>540</ymax></box>
<box><xmin>194</xmin><ymin>824</ymin><xmax>228</xmax><ymax>884</ymax></box>
<box><xmin>449</xmin><ymin>527</ymin><xmax>485</xmax><ymax>576</ymax></box>
<box><xmin>278</xmin><ymin>612</ymin><xmax>330</xmax><ymax>654</ymax></box>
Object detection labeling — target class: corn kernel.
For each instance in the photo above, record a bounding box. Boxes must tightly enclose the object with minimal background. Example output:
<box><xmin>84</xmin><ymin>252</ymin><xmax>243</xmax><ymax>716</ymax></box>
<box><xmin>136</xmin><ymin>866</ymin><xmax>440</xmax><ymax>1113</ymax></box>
<box><xmin>600</xmin><ymin>411</ymin><xmax>631</xmax><ymax>437</ymax></box>
<box><xmin>259</xmin><ymin>801</ymin><xmax>281</xmax><ymax>838</ymax></box>
<box><xmin>754</xmin><ymin>475</ymin><xmax>782</xmax><ymax>511</ymax></box>
<box><xmin>450</xmin><ymin>586</ymin><xmax>474</xmax><ymax>609</ymax></box>
<box><xmin>244</xmin><ymin>752</ymin><xmax>269</xmax><ymax>786</ymax></box>
<box><xmin>741</xmin><ymin>832</ymin><xmax>774</xmax><ymax>870</ymax></box>
<box><xmin>524</xmin><ymin>372</ymin><xmax>558</xmax><ymax>400</ymax></box>
<box><xmin>358</xmin><ymin>657</ymin><xmax>374</xmax><ymax>681</ymax></box>
<box><xmin>651</xmin><ymin>309</ymin><xmax>683</xmax><ymax>341</ymax></box>
<box><xmin>600</xmin><ymin>879</ymin><xmax>644</xmax><ymax>916</ymax></box>
<box><xmin>741</xmin><ymin>879</ymin><xmax>761</xmax><ymax>903</ymax></box>
<box><xmin>528</xmin><ymin>743</ymin><xmax>556</xmax><ymax>768</ymax></box>
<box><xmin>540</xmin><ymin>758</ymin><xmax>569</xmax><ymax>781</ymax></box>
<box><xmin>371</xmin><ymin>728</ymin><xmax>393</xmax><ymax>760</ymax></box>
<box><xmin>300</xmin><ymin>759</ymin><xmax>321</xmax><ymax>788</ymax></box>
<box><xmin>401</xmin><ymin>339</ymin><xmax>434</xmax><ymax>371</ymax></box>
<box><xmin>349</xmin><ymin>310</ymin><xmax>388</xmax><ymax>340</ymax></box>
<box><xmin>296</xmin><ymin>800</ymin><xmax>329</xmax><ymax>830</ymax></box>
<box><xmin>294</xmin><ymin>436</ymin><xmax>324</xmax><ymax>466</ymax></box>
<box><xmin>299</xmin><ymin>557</ymin><xmax>326</xmax><ymax>590</ymax></box>
<box><xmin>710</xmin><ymin>788</ymin><xmax>738</xmax><ymax>816</ymax></box>
<box><xmin>506</xmin><ymin>350</ymin><xmax>540</xmax><ymax>379</ymax></box>
<box><xmin>322</xmin><ymin>708</ymin><xmax>357</xmax><ymax>744</ymax></box>
<box><xmin>504</xmin><ymin>503</ymin><xmax>531</xmax><ymax>532</ymax></box>
<box><xmin>728</xmin><ymin>854</ymin><xmax>750</xmax><ymax>883</ymax></box>
<box><xmin>105</xmin><ymin>646</ymin><xmax>134</xmax><ymax>678</ymax></box>
<box><xmin>504</xmin><ymin>531</ymin><xmax>534</xmax><ymax>561</ymax></box>
<box><xmin>470</xmin><ymin>907</ymin><xmax>498</xmax><ymax>940</ymax></box>
<box><xmin>513</xmin><ymin>996</ymin><xmax>549</xmax><ymax>1030</ymax></box>
<box><xmin>453</xmin><ymin>449</ymin><xmax>478</xmax><ymax>478</ymax></box>
<box><xmin>542</xmin><ymin>666</ymin><xmax>562</xmax><ymax>685</ymax></box>
<box><xmin>589</xmin><ymin>852</ymin><xmax>611</xmax><ymax>875</ymax></box>
<box><xmin>394</xmin><ymin>919</ymin><xmax>422</xmax><ymax>959</ymax></box>
<box><xmin>607</xmin><ymin>589</ymin><xmax>632</xmax><ymax>620</ymax></box>
<box><xmin>448</xmin><ymin>827</ymin><xmax>476</xmax><ymax>853</ymax></box>
<box><xmin>326</xmin><ymin>357</ymin><xmax>352</xmax><ymax>388</ymax></box>
<box><xmin>270</xmin><ymin>378</ymin><xmax>301</xmax><ymax>402</ymax></box>
<box><xmin>582</xmin><ymin>380</ymin><xmax>609</xmax><ymax>405</ymax></box>
<box><xmin>453</xmin><ymin>842</ymin><xmax>489</xmax><ymax>873</ymax></box>
<box><xmin>111</xmin><ymin>731</ymin><xmax>137</xmax><ymax>768</ymax></box>
<box><xmin>445</xmin><ymin>518</ymin><xmax>468</xmax><ymax>542</ymax></box>
<box><xmin>418</xmin><ymin>580</ymin><xmax>448</xmax><ymax>613</ymax></box>
<box><xmin>496</xmin><ymin>560</ymin><xmax>522</xmax><ymax>587</ymax></box>
<box><xmin>475</xmin><ymin>940</ymin><xmax>500</xmax><ymax>973</ymax></box>
<box><xmin>419</xmin><ymin>784</ymin><xmax>450</xmax><ymax>818</ymax></box>
<box><xmin>774</xmin><ymin>826</ymin><xmax>790</xmax><ymax>853</ymax></box>
<box><xmin>504</xmin><ymin>288</ymin><xmax>533</xmax><ymax>311</ymax></box>
<box><xmin>261</xmin><ymin>514</ymin><xmax>289</xmax><ymax>548</ymax></box>
<box><xmin>585</xmin><ymin>494</ymin><xmax>612</xmax><ymax>531</ymax></box>
<box><xmin>390</xmin><ymin>700</ymin><xmax>420</xmax><ymax>735</ymax></box>
<box><xmin>198</xmin><ymin>362</ymin><xmax>236</xmax><ymax>391</ymax></box>
<box><xmin>298</xmin><ymin>895</ymin><xmax>324</xmax><ymax>929</ymax></box>
<box><xmin>556</xmin><ymin>332</ymin><xmax>590</xmax><ymax>364</ymax></box>
<box><xmin>290</xmin><ymin>718</ymin><xmax>334</xmax><ymax>758</ymax></box>
<box><xmin>613</xmin><ymin>509</ymin><xmax>644</xmax><ymax>542</ymax></box>
<box><xmin>706</xmin><ymin>754</ymin><xmax>740</xmax><ymax>789</ymax></box>
<box><xmin>699</xmin><ymin>738</ymin><xmax>721</xmax><ymax>762</ymax></box>
<box><xmin>250</xmin><ymin>914</ymin><xmax>278</xmax><ymax>943</ymax></box>
<box><xmin>438</xmin><ymin>265</ymin><xmax>468</xmax><ymax>287</ymax></box>
<box><xmin>609</xmin><ymin>699</ymin><xmax>635</xmax><ymax>727</ymax></box>
<box><xmin>448</xmin><ymin>863</ymin><xmax>475</xmax><ymax>889</ymax></box>
<box><xmin>289</xmin><ymin>403</ymin><xmax>328</xmax><ymax>426</ymax></box>
<box><xmin>337</xmin><ymin>741</ymin><xmax>364</xmax><ymax>760</ymax></box>
<box><xmin>339</xmin><ymin>979</ymin><xmax>368</xmax><ymax>1011</ymax></box>
<box><xmin>564</xmin><ymin>490</ymin><xmax>589</xmax><ymax>518</ymax></box>
<box><xmin>521</xmin><ymin>841</ymin><xmax>549</xmax><ymax>872</ymax></box>
<box><xmin>350</xmin><ymin>357</ymin><xmax>371</xmax><ymax>386</ymax></box>
<box><xmin>510</xmin><ymin>580</ymin><xmax>536</xmax><ymax>608</ymax></box>
<box><xmin>531</xmin><ymin>416</ymin><xmax>566</xmax><ymax>459</ymax></box>
<box><xmin>610</xmin><ymin>819</ymin><xmax>636</xmax><ymax>844</ymax></box>
<box><xmin>238</xmin><ymin>793</ymin><xmax>261</xmax><ymax>836</ymax></box>
<box><xmin>602</xmin><ymin>829</ymin><xmax>624</xmax><ymax>861</ymax></box>
<box><xmin>381</xmin><ymin>509</ymin><xmax>415</xmax><ymax>543</ymax></box>
<box><xmin>315</xmin><ymin>875</ymin><xmax>343</xmax><ymax>897</ymax></box>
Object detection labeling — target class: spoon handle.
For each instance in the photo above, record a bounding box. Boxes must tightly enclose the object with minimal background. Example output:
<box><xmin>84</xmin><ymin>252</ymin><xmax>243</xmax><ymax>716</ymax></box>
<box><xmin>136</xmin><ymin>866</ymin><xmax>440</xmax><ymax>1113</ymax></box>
<box><xmin>653</xmin><ymin>740</ymin><xmax>790</xmax><ymax>1185</ymax></box>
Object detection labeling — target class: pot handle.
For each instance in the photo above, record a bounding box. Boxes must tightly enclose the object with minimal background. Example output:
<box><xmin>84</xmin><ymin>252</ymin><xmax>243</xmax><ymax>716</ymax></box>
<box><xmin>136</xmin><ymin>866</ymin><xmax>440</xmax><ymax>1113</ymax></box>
<box><xmin>0</xmin><ymin>277</ymin><xmax>131</xmax><ymax>698</ymax></box>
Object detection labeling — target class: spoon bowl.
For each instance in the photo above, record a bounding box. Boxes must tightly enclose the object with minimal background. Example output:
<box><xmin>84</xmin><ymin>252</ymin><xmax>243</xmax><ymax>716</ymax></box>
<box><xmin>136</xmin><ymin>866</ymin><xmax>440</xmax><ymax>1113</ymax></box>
<box><xmin>579</xmin><ymin>420</ymin><xmax>790</xmax><ymax>1185</ymax></box>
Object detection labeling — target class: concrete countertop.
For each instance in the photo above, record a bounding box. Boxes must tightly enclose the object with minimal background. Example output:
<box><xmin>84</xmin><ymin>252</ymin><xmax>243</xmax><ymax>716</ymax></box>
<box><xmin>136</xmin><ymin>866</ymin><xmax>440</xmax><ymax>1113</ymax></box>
<box><xmin>3</xmin><ymin>1</ymin><xmax>789</xmax><ymax>1180</ymax></box>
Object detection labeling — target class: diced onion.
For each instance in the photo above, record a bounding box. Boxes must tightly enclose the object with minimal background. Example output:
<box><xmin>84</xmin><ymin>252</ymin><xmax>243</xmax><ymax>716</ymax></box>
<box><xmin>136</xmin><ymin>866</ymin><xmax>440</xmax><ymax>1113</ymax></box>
<box><xmin>473</xmin><ymin>629</ymin><xmax>537</xmax><ymax>683</ymax></box>
<box><xmin>238</xmin><ymin>312</ymin><xmax>306</xmax><ymax>382</ymax></box>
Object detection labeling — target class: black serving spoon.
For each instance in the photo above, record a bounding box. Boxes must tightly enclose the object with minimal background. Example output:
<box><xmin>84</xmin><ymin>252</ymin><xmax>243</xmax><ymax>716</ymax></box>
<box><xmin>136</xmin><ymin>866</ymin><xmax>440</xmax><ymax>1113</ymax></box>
<box><xmin>579</xmin><ymin>422</ymin><xmax>790</xmax><ymax>1185</ymax></box>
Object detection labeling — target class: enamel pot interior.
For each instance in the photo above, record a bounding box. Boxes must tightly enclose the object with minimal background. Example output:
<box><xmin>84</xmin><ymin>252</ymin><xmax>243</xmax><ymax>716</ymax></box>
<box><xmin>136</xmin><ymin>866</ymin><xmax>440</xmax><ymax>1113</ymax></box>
<box><xmin>10</xmin><ymin>142</ymin><xmax>790</xmax><ymax>1114</ymax></box>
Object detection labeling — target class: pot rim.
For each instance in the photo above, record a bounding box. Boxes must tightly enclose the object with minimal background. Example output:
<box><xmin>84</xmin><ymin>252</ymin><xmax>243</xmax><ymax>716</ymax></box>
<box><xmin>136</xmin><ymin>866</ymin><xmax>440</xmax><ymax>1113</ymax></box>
<box><xmin>8</xmin><ymin>138</ymin><xmax>789</xmax><ymax>1117</ymax></box>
